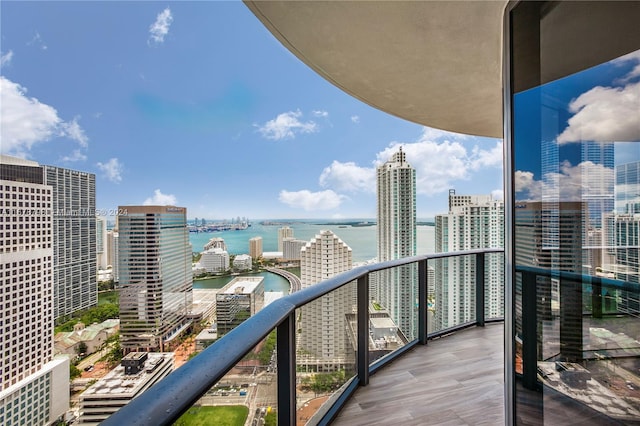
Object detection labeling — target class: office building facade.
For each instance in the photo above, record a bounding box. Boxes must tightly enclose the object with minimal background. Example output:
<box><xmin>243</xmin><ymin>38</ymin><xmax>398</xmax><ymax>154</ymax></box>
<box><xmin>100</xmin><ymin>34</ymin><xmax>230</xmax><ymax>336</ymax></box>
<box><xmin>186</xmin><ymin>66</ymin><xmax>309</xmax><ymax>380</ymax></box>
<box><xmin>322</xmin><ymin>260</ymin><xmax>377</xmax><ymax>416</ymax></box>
<box><xmin>0</xmin><ymin>156</ymin><xmax>69</xmax><ymax>426</ymax></box>
<box><xmin>216</xmin><ymin>277</ymin><xmax>264</xmax><ymax>334</ymax></box>
<box><xmin>118</xmin><ymin>206</ymin><xmax>193</xmax><ymax>351</ymax></box>
<box><xmin>42</xmin><ymin>164</ymin><xmax>97</xmax><ymax>320</ymax></box>
<box><xmin>375</xmin><ymin>148</ymin><xmax>417</xmax><ymax>338</ymax></box>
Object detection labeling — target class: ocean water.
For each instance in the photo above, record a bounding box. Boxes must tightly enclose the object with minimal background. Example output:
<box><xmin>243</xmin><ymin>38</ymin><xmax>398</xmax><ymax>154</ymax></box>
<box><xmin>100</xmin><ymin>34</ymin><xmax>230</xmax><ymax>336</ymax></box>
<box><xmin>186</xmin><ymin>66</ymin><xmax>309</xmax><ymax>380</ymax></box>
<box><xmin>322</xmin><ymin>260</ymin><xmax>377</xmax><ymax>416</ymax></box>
<box><xmin>189</xmin><ymin>220</ymin><xmax>435</xmax><ymax>263</ymax></box>
<box><xmin>191</xmin><ymin>221</ymin><xmax>436</xmax><ymax>294</ymax></box>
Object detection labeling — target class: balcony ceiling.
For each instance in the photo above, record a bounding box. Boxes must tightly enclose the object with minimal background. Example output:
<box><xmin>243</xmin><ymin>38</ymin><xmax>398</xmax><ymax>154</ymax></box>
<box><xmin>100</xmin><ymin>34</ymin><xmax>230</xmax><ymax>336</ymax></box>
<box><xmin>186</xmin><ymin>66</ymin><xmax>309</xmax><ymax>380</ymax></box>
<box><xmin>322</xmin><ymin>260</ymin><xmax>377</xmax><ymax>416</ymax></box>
<box><xmin>245</xmin><ymin>1</ymin><xmax>507</xmax><ymax>139</ymax></box>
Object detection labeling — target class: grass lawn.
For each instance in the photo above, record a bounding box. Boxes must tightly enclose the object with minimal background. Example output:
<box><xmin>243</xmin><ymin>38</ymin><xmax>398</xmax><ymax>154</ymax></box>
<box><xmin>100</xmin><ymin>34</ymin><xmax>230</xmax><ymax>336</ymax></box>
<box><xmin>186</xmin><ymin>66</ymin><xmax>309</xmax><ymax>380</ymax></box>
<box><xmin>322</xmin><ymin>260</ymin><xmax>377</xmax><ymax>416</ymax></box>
<box><xmin>173</xmin><ymin>405</ymin><xmax>249</xmax><ymax>426</ymax></box>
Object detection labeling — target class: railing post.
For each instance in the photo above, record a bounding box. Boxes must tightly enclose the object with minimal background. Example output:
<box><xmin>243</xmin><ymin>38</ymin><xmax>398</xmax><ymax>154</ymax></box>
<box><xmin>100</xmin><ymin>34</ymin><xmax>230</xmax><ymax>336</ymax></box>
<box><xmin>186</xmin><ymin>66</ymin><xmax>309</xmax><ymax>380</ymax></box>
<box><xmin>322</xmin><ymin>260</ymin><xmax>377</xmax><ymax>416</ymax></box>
<box><xmin>475</xmin><ymin>252</ymin><xmax>486</xmax><ymax>327</ymax></box>
<box><xmin>419</xmin><ymin>259</ymin><xmax>428</xmax><ymax>344</ymax></box>
<box><xmin>592</xmin><ymin>275</ymin><xmax>603</xmax><ymax>319</ymax></box>
<box><xmin>277</xmin><ymin>313</ymin><xmax>296</xmax><ymax>425</ymax></box>
<box><xmin>357</xmin><ymin>274</ymin><xmax>370</xmax><ymax>386</ymax></box>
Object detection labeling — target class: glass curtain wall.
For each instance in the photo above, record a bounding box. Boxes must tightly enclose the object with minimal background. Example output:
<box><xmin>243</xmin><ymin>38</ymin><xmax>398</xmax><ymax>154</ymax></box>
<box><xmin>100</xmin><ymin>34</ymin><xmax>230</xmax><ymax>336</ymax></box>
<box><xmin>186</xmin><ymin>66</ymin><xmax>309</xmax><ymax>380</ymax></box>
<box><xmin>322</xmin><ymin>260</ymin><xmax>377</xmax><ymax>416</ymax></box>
<box><xmin>508</xmin><ymin>1</ymin><xmax>640</xmax><ymax>424</ymax></box>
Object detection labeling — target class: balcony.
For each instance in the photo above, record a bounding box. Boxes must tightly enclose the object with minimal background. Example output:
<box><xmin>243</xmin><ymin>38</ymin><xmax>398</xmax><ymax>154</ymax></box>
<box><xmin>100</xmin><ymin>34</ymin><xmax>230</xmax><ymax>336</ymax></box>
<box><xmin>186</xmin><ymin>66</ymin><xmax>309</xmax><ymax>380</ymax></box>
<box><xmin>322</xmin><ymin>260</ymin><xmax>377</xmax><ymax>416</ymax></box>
<box><xmin>102</xmin><ymin>248</ymin><xmax>505</xmax><ymax>425</ymax></box>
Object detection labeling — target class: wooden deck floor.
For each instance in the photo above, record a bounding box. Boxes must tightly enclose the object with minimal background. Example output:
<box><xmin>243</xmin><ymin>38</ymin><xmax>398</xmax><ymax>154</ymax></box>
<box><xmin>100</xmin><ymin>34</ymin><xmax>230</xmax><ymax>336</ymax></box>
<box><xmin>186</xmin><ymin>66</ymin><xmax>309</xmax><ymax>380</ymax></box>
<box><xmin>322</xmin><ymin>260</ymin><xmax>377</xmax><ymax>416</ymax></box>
<box><xmin>332</xmin><ymin>323</ymin><xmax>505</xmax><ymax>426</ymax></box>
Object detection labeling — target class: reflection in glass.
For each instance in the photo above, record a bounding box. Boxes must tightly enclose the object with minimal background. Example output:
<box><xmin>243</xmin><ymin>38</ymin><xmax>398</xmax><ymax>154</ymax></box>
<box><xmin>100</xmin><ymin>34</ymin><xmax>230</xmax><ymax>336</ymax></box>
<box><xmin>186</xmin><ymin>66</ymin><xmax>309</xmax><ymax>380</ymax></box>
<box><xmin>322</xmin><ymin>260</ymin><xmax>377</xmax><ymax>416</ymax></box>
<box><xmin>513</xmin><ymin>21</ymin><xmax>640</xmax><ymax>422</ymax></box>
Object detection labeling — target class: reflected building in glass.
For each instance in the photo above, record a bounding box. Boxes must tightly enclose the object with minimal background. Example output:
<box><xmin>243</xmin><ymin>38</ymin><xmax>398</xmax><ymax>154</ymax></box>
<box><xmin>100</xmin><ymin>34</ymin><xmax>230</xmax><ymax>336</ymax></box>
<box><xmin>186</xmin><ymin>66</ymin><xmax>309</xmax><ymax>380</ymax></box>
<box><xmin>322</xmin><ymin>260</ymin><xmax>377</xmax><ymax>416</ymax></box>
<box><xmin>509</xmin><ymin>2</ymin><xmax>640</xmax><ymax>422</ymax></box>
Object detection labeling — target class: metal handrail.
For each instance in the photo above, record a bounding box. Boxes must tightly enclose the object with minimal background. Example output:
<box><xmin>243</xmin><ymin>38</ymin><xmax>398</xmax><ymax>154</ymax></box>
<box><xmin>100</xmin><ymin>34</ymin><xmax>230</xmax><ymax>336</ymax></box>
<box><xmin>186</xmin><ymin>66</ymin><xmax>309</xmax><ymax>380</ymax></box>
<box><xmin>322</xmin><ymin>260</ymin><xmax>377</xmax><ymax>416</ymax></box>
<box><xmin>102</xmin><ymin>248</ymin><xmax>504</xmax><ymax>425</ymax></box>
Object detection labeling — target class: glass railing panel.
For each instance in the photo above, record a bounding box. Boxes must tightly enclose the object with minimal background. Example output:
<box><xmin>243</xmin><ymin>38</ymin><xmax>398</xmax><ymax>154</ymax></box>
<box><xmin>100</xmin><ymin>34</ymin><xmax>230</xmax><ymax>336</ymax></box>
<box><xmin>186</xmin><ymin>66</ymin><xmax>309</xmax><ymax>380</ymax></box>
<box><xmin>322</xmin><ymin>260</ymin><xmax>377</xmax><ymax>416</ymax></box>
<box><xmin>518</xmin><ymin>267</ymin><xmax>640</xmax><ymax>422</ymax></box>
<box><xmin>485</xmin><ymin>251</ymin><xmax>506</xmax><ymax>321</ymax></box>
<box><xmin>295</xmin><ymin>280</ymin><xmax>357</xmax><ymax>425</ymax></box>
<box><xmin>171</xmin><ymin>330</ymin><xmax>278</xmax><ymax>426</ymax></box>
<box><xmin>368</xmin><ymin>265</ymin><xmax>415</xmax><ymax>367</ymax></box>
<box><xmin>430</xmin><ymin>254</ymin><xmax>477</xmax><ymax>333</ymax></box>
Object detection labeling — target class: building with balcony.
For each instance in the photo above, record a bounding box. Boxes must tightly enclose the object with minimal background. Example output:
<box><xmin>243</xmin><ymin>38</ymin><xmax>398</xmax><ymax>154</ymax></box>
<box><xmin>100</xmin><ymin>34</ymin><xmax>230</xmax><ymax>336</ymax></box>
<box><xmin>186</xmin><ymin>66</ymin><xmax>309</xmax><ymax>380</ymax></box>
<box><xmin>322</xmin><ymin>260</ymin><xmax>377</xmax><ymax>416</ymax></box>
<box><xmin>103</xmin><ymin>2</ymin><xmax>640</xmax><ymax>425</ymax></box>
<box><xmin>106</xmin><ymin>229</ymin><xmax>119</xmax><ymax>282</ymax></box>
<box><xmin>248</xmin><ymin>236</ymin><xmax>263</xmax><ymax>259</ymax></box>
<box><xmin>232</xmin><ymin>253</ymin><xmax>252</xmax><ymax>271</ymax></box>
<box><xmin>375</xmin><ymin>148</ymin><xmax>417</xmax><ymax>339</ymax></box>
<box><xmin>203</xmin><ymin>237</ymin><xmax>226</xmax><ymax>252</ymax></box>
<box><xmin>435</xmin><ymin>191</ymin><xmax>505</xmax><ymax>329</ymax></box>
<box><xmin>277</xmin><ymin>226</ymin><xmax>293</xmax><ymax>252</ymax></box>
<box><xmin>282</xmin><ymin>237</ymin><xmax>307</xmax><ymax>261</ymax></box>
<box><xmin>0</xmin><ymin>156</ymin><xmax>69</xmax><ymax>426</ymax></box>
<box><xmin>298</xmin><ymin>230</ymin><xmax>354</xmax><ymax>372</ymax></box>
<box><xmin>118</xmin><ymin>206</ymin><xmax>193</xmax><ymax>352</ymax></box>
<box><xmin>198</xmin><ymin>247</ymin><xmax>229</xmax><ymax>273</ymax></box>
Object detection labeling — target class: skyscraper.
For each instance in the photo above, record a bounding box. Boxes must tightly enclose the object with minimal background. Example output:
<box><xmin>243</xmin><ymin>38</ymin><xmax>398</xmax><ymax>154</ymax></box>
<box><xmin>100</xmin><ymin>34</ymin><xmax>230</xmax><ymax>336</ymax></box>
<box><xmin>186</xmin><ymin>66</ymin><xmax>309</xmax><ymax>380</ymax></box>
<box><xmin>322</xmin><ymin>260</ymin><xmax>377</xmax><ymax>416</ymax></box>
<box><xmin>249</xmin><ymin>236</ymin><xmax>263</xmax><ymax>259</ymax></box>
<box><xmin>42</xmin><ymin>164</ymin><xmax>97</xmax><ymax>320</ymax></box>
<box><xmin>375</xmin><ymin>148</ymin><xmax>417</xmax><ymax>338</ymax></box>
<box><xmin>299</xmin><ymin>230</ymin><xmax>353</xmax><ymax>371</ymax></box>
<box><xmin>118</xmin><ymin>206</ymin><xmax>193</xmax><ymax>352</ymax></box>
<box><xmin>96</xmin><ymin>215</ymin><xmax>108</xmax><ymax>270</ymax></box>
<box><xmin>277</xmin><ymin>226</ymin><xmax>293</xmax><ymax>252</ymax></box>
<box><xmin>0</xmin><ymin>156</ymin><xmax>69</xmax><ymax>425</ymax></box>
<box><xmin>434</xmin><ymin>191</ymin><xmax>505</xmax><ymax>329</ymax></box>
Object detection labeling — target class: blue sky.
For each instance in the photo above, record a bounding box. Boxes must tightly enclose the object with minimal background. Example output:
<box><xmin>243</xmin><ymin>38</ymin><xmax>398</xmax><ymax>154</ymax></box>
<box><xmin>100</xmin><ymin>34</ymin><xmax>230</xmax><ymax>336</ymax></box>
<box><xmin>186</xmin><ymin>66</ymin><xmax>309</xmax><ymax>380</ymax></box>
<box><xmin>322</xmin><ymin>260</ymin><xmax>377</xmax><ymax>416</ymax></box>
<box><xmin>1</xmin><ymin>1</ymin><xmax>503</xmax><ymax>220</ymax></box>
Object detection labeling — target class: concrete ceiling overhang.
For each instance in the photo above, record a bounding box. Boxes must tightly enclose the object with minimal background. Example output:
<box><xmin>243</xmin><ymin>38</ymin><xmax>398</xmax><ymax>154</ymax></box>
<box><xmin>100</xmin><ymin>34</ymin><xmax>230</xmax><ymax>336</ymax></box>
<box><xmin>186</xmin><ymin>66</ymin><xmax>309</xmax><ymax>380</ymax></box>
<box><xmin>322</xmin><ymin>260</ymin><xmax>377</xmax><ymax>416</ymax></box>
<box><xmin>245</xmin><ymin>1</ymin><xmax>507</xmax><ymax>139</ymax></box>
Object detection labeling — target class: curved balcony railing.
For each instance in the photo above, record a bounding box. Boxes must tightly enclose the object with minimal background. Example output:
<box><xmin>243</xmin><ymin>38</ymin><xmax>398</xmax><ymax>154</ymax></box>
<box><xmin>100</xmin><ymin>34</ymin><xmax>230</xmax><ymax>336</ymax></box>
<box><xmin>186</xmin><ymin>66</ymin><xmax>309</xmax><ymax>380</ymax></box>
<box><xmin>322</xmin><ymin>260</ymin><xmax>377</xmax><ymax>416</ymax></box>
<box><xmin>102</xmin><ymin>248</ymin><xmax>504</xmax><ymax>426</ymax></box>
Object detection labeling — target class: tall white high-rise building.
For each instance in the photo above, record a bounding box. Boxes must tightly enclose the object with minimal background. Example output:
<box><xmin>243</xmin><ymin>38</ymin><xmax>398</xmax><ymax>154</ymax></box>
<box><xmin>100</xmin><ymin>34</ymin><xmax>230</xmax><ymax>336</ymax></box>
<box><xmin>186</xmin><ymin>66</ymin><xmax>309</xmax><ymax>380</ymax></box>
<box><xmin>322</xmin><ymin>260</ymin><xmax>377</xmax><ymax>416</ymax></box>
<box><xmin>376</xmin><ymin>148</ymin><xmax>417</xmax><ymax>338</ymax></box>
<box><xmin>96</xmin><ymin>215</ymin><xmax>108</xmax><ymax>270</ymax></box>
<box><xmin>434</xmin><ymin>191</ymin><xmax>505</xmax><ymax>329</ymax></box>
<box><xmin>299</xmin><ymin>230</ymin><xmax>353</xmax><ymax>371</ymax></box>
<box><xmin>107</xmin><ymin>230</ymin><xmax>119</xmax><ymax>282</ymax></box>
<box><xmin>278</xmin><ymin>226</ymin><xmax>294</xmax><ymax>252</ymax></box>
<box><xmin>0</xmin><ymin>156</ymin><xmax>69</xmax><ymax>426</ymax></box>
<box><xmin>42</xmin><ymin>163</ymin><xmax>97</xmax><ymax>320</ymax></box>
<box><xmin>118</xmin><ymin>206</ymin><xmax>193</xmax><ymax>352</ymax></box>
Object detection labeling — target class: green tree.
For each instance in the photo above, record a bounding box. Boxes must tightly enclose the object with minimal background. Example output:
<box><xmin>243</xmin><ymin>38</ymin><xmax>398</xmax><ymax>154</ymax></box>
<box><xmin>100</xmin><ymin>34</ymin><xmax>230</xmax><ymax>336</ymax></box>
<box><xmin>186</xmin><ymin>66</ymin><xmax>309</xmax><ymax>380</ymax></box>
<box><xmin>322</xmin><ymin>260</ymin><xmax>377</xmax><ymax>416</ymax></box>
<box><xmin>75</xmin><ymin>341</ymin><xmax>88</xmax><ymax>356</ymax></box>
<box><xmin>69</xmin><ymin>363</ymin><xmax>82</xmax><ymax>380</ymax></box>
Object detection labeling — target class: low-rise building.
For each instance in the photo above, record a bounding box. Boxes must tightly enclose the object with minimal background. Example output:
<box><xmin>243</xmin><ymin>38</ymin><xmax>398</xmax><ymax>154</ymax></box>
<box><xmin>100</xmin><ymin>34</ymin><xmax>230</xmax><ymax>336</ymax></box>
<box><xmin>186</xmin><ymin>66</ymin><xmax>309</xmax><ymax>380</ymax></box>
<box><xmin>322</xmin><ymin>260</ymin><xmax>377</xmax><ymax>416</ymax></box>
<box><xmin>233</xmin><ymin>254</ymin><xmax>252</xmax><ymax>271</ymax></box>
<box><xmin>78</xmin><ymin>352</ymin><xmax>174</xmax><ymax>425</ymax></box>
<box><xmin>216</xmin><ymin>277</ymin><xmax>264</xmax><ymax>334</ymax></box>
<box><xmin>54</xmin><ymin>319</ymin><xmax>120</xmax><ymax>356</ymax></box>
<box><xmin>199</xmin><ymin>248</ymin><xmax>230</xmax><ymax>273</ymax></box>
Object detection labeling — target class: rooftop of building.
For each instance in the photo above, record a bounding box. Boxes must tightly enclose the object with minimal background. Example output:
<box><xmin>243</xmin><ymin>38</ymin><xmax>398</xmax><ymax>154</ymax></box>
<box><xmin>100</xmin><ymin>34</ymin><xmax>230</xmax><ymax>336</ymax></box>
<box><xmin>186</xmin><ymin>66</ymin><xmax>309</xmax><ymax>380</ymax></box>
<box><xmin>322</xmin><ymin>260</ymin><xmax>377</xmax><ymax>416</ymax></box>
<box><xmin>81</xmin><ymin>352</ymin><xmax>174</xmax><ymax>399</ymax></box>
<box><xmin>219</xmin><ymin>276</ymin><xmax>264</xmax><ymax>295</ymax></box>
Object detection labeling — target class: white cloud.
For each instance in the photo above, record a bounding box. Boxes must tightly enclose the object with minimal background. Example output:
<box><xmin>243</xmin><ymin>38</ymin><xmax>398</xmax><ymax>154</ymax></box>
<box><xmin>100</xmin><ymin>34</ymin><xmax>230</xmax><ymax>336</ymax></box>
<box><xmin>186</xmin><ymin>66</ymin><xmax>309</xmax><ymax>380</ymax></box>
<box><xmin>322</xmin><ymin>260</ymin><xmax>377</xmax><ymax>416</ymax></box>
<box><xmin>312</xmin><ymin>110</ymin><xmax>329</xmax><ymax>118</ymax></box>
<box><xmin>60</xmin><ymin>116</ymin><xmax>88</xmax><ymax>147</ymax></box>
<box><xmin>27</xmin><ymin>32</ymin><xmax>47</xmax><ymax>50</ymax></box>
<box><xmin>149</xmin><ymin>8</ymin><xmax>173</xmax><ymax>45</ymax></box>
<box><xmin>317</xmin><ymin>130</ymin><xmax>503</xmax><ymax>198</ymax></box>
<box><xmin>256</xmin><ymin>110</ymin><xmax>318</xmax><ymax>140</ymax></box>
<box><xmin>515</xmin><ymin>161</ymin><xmax>614</xmax><ymax>202</ymax></box>
<box><xmin>0</xmin><ymin>77</ymin><xmax>90</xmax><ymax>156</ymax></box>
<box><xmin>1</xmin><ymin>50</ymin><xmax>13</xmax><ymax>67</ymax></box>
<box><xmin>96</xmin><ymin>158</ymin><xmax>123</xmax><ymax>183</ymax></box>
<box><xmin>491</xmin><ymin>189</ymin><xmax>504</xmax><ymax>201</ymax></box>
<box><xmin>319</xmin><ymin>160</ymin><xmax>375</xmax><ymax>193</ymax></box>
<box><xmin>557</xmin><ymin>81</ymin><xmax>640</xmax><ymax>143</ymax></box>
<box><xmin>419</xmin><ymin>126</ymin><xmax>470</xmax><ymax>142</ymax></box>
<box><xmin>144</xmin><ymin>189</ymin><xmax>177</xmax><ymax>206</ymax></box>
<box><xmin>350</xmin><ymin>115</ymin><xmax>360</xmax><ymax>124</ymax></box>
<box><xmin>279</xmin><ymin>189</ymin><xmax>345</xmax><ymax>211</ymax></box>
<box><xmin>61</xmin><ymin>149</ymin><xmax>87</xmax><ymax>163</ymax></box>
<box><xmin>1</xmin><ymin>76</ymin><xmax>61</xmax><ymax>155</ymax></box>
